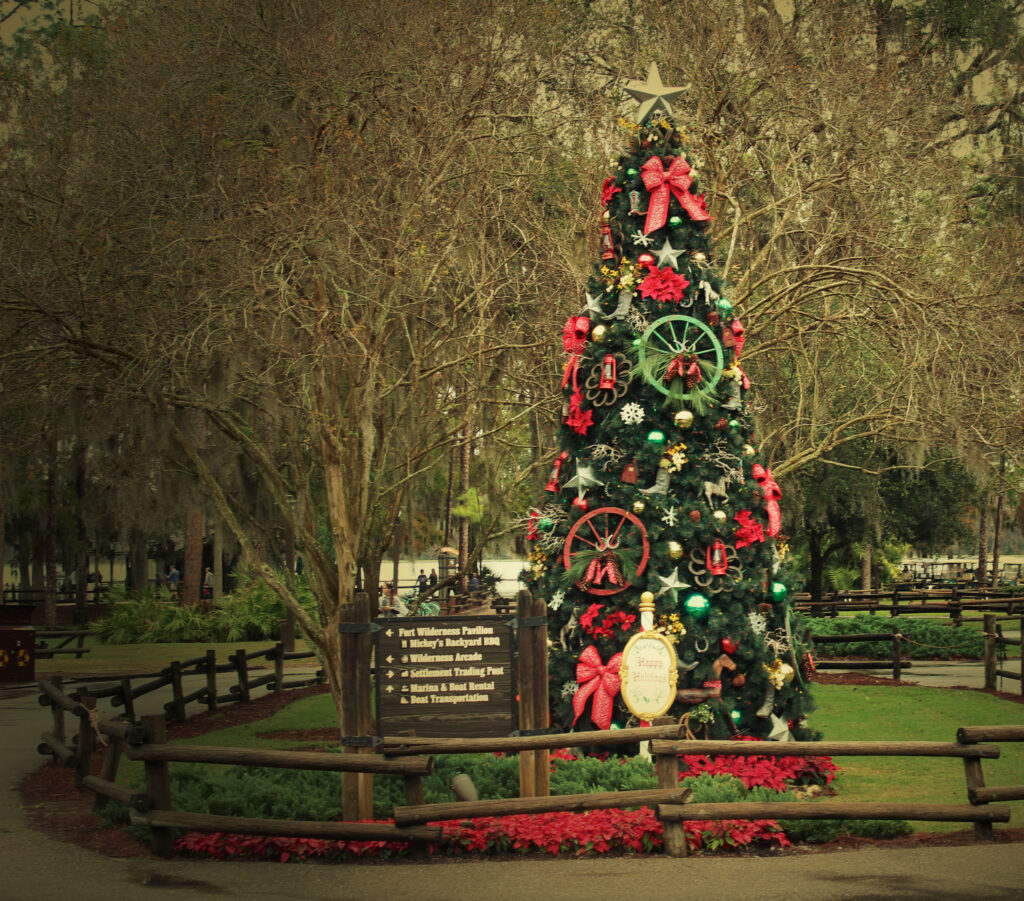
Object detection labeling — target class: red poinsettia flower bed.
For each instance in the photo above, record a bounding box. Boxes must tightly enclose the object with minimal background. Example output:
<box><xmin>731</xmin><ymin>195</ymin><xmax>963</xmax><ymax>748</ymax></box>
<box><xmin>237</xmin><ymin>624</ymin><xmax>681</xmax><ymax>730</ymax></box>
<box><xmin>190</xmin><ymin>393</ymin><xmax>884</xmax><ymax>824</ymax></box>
<box><xmin>173</xmin><ymin>749</ymin><xmax>834</xmax><ymax>862</ymax></box>
<box><xmin>174</xmin><ymin>807</ymin><xmax>790</xmax><ymax>862</ymax></box>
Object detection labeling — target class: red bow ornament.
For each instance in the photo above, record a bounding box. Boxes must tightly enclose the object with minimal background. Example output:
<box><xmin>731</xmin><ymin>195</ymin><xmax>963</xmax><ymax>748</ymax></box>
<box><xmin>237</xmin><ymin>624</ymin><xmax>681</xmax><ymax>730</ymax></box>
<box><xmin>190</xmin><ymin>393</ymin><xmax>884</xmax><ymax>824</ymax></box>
<box><xmin>572</xmin><ymin>645</ymin><xmax>623</xmax><ymax>730</ymax></box>
<box><xmin>752</xmin><ymin>464</ymin><xmax>782</xmax><ymax>537</ymax></box>
<box><xmin>640</xmin><ymin>156</ymin><xmax>712</xmax><ymax>235</ymax></box>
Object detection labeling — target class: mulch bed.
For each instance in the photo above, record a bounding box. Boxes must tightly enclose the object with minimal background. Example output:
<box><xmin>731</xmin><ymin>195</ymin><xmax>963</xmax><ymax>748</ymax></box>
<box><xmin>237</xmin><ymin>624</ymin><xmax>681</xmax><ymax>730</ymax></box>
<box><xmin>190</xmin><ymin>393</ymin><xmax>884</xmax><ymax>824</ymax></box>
<box><xmin>17</xmin><ymin>676</ymin><xmax>1024</xmax><ymax>860</ymax></box>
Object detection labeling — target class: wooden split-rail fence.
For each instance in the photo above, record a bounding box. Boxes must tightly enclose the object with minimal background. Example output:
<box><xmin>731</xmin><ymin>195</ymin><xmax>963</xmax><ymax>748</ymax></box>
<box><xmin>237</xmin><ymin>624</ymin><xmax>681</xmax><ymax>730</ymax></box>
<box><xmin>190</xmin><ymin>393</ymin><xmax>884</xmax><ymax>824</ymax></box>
<box><xmin>36</xmin><ymin>675</ymin><xmax>1024</xmax><ymax>859</ymax></box>
<box><xmin>807</xmin><ymin>613</ymin><xmax>1023</xmax><ymax>692</ymax></box>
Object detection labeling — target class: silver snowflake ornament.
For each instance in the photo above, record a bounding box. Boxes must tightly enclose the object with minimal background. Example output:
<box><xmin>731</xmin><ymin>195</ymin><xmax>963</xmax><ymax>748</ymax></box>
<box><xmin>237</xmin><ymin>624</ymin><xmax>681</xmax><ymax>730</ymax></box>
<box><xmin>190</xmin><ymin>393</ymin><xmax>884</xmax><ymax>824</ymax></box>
<box><xmin>548</xmin><ymin>590</ymin><xmax>566</xmax><ymax>611</ymax></box>
<box><xmin>661</xmin><ymin>507</ymin><xmax>679</xmax><ymax>527</ymax></box>
<box><xmin>619</xmin><ymin>402</ymin><xmax>645</xmax><ymax>425</ymax></box>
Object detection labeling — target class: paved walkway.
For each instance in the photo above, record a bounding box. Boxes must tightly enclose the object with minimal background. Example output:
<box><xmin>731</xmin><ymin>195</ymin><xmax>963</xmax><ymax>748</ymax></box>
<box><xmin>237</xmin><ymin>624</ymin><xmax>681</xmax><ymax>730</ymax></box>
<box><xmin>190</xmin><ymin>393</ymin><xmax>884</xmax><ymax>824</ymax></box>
<box><xmin>1</xmin><ymin>663</ymin><xmax>1022</xmax><ymax>900</ymax></box>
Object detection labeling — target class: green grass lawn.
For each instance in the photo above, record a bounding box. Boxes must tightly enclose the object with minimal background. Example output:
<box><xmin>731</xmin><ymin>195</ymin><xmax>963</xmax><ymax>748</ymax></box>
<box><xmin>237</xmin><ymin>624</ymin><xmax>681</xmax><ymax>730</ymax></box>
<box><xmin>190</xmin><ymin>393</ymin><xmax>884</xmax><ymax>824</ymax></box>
<box><xmin>811</xmin><ymin>683</ymin><xmax>1024</xmax><ymax>831</ymax></box>
<box><xmin>35</xmin><ymin>637</ymin><xmax>317</xmax><ymax>677</ymax></box>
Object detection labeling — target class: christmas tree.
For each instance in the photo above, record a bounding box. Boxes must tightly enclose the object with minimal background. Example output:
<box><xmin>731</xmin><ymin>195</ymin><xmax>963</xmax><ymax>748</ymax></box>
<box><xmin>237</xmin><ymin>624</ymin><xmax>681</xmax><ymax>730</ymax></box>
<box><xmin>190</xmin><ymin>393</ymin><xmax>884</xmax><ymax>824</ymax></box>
<box><xmin>524</xmin><ymin>64</ymin><xmax>817</xmax><ymax>742</ymax></box>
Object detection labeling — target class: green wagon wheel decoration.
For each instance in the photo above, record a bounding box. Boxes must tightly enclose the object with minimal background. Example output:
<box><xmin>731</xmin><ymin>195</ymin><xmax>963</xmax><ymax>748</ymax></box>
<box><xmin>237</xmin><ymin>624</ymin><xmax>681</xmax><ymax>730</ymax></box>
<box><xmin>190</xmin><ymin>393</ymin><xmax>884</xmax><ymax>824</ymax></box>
<box><xmin>637</xmin><ymin>314</ymin><xmax>724</xmax><ymax>408</ymax></box>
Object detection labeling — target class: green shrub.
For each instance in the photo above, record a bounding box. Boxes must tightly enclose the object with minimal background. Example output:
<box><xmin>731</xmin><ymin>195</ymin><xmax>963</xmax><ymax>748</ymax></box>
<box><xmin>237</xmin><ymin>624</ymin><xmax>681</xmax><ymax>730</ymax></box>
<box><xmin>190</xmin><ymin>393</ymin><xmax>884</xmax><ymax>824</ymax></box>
<box><xmin>799</xmin><ymin>614</ymin><xmax>983</xmax><ymax>660</ymax></box>
<box><xmin>93</xmin><ymin>568</ymin><xmax>318</xmax><ymax>644</ymax></box>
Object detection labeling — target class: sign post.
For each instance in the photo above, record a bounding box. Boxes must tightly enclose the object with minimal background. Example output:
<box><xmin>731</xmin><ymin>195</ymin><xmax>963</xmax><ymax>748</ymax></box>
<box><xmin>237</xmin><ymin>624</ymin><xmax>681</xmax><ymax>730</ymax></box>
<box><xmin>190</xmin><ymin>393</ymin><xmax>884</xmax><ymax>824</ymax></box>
<box><xmin>376</xmin><ymin>616</ymin><xmax>516</xmax><ymax>739</ymax></box>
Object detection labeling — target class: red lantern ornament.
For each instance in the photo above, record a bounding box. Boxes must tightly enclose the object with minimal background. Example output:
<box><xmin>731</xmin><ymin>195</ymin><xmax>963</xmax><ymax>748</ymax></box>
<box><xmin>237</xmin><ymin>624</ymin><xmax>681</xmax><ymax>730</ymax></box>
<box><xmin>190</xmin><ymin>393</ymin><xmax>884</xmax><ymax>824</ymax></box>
<box><xmin>545</xmin><ymin>451</ymin><xmax>570</xmax><ymax>492</ymax></box>
<box><xmin>720</xmin><ymin>636</ymin><xmax>738</xmax><ymax>655</ymax></box>
<box><xmin>621</xmin><ymin>460</ymin><xmax>639</xmax><ymax>484</ymax></box>
<box><xmin>601</xmin><ymin>222</ymin><xmax>616</xmax><ymax>260</ymax></box>
<box><xmin>707</xmin><ymin>539</ymin><xmax>729</xmax><ymax>576</ymax></box>
<box><xmin>598</xmin><ymin>354</ymin><xmax>618</xmax><ymax>390</ymax></box>
<box><xmin>730</xmin><ymin>317</ymin><xmax>746</xmax><ymax>357</ymax></box>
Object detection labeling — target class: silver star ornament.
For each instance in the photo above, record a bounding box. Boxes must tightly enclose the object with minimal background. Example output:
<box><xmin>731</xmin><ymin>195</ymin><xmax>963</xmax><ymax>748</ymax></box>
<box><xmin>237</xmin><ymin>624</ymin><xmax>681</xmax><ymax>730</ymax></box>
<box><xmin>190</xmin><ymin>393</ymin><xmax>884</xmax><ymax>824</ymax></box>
<box><xmin>624</xmin><ymin>62</ymin><xmax>687</xmax><ymax>121</ymax></box>
<box><xmin>654</xmin><ymin>238</ymin><xmax>685</xmax><ymax>270</ymax></box>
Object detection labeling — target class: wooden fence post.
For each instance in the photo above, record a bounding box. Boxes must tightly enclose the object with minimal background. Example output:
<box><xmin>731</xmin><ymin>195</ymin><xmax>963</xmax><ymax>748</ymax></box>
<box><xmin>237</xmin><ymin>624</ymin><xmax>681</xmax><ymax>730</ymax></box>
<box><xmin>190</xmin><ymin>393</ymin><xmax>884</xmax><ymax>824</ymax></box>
<box><xmin>962</xmin><ymin>753</ymin><xmax>995</xmax><ymax>841</ymax></box>
<box><xmin>75</xmin><ymin>688</ymin><xmax>96</xmax><ymax>789</ymax></box>
<box><xmin>233</xmin><ymin>649</ymin><xmax>251</xmax><ymax>703</ymax></box>
<box><xmin>339</xmin><ymin>591</ymin><xmax>374</xmax><ymax>822</ymax></box>
<box><xmin>51</xmin><ymin>675</ymin><xmax>66</xmax><ymax>750</ymax></box>
<box><xmin>93</xmin><ymin>730</ymin><xmax>125</xmax><ymax>812</ymax></box>
<box><xmin>119</xmin><ymin>677</ymin><xmax>136</xmax><ymax>722</ymax></box>
<box><xmin>653</xmin><ymin>715</ymin><xmax>687</xmax><ymax>857</ymax></box>
<box><xmin>891</xmin><ymin>626</ymin><xmax>902</xmax><ymax>681</ymax></box>
<box><xmin>531</xmin><ymin>595</ymin><xmax>550</xmax><ymax>798</ymax></box>
<box><xmin>517</xmin><ymin>590</ymin><xmax>536</xmax><ymax>798</ymax></box>
<box><xmin>273</xmin><ymin>643</ymin><xmax>284</xmax><ymax>692</ymax></box>
<box><xmin>983</xmin><ymin>614</ymin><xmax>997</xmax><ymax>690</ymax></box>
<box><xmin>354</xmin><ymin>591</ymin><xmax>375</xmax><ymax>819</ymax></box>
<box><xmin>205</xmin><ymin>649</ymin><xmax>218</xmax><ymax>711</ymax></box>
<box><xmin>168</xmin><ymin>660</ymin><xmax>186</xmax><ymax>722</ymax></box>
<box><xmin>141</xmin><ymin>714</ymin><xmax>175</xmax><ymax>857</ymax></box>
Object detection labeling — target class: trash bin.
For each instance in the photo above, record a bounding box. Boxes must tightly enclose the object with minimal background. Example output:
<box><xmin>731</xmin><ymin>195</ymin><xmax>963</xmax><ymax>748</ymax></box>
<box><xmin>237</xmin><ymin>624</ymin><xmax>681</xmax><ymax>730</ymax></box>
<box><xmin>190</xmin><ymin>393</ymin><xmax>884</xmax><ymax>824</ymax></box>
<box><xmin>0</xmin><ymin>627</ymin><xmax>35</xmax><ymax>683</ymax></box>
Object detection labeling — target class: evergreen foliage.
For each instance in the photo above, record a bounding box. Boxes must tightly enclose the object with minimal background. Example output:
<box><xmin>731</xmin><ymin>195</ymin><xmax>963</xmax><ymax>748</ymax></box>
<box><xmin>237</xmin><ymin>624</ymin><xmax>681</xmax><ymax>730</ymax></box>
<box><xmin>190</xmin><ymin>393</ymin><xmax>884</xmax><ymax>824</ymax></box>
<box><xmin>523</xmin><ymin>71</ymin><xmax>815</xmax><ymax>741</ymax></box>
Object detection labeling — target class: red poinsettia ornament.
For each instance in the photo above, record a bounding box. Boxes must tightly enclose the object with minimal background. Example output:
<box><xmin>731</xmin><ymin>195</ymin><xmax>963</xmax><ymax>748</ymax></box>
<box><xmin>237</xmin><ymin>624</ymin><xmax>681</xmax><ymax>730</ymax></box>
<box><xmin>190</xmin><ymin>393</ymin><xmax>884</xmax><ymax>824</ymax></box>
<box><xmin>639</xmin><ymin>266</ymin><xmax>690</xmax><ymax>303</ymax></box>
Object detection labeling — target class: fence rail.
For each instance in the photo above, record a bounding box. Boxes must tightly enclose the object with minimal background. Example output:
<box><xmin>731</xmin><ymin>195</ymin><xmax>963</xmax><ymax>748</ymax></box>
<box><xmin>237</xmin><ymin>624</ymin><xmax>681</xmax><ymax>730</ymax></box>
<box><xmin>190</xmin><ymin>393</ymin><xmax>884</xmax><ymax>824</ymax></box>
<box><xmin>32</xmin><ymin>644</ymin><xmax>1024</xmax><ymax>860</ymax></box>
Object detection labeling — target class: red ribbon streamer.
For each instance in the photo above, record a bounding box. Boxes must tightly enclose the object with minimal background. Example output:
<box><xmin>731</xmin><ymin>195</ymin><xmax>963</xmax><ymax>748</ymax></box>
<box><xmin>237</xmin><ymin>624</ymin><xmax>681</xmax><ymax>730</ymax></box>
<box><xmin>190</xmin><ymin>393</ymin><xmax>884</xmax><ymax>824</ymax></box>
<box><xmin>752</xmin><ymin>464</ymin><xmax>782</xmax><ymax>537</ymax></box>
<box><xmin>641</xmin><ymin>156</ymin><xmax>712</xmax><ymax>235</ymax></box>
<box><xmin>572</xmin><ymin>645</ymin><xmax>622</xmax><ymax>730</ymax></box>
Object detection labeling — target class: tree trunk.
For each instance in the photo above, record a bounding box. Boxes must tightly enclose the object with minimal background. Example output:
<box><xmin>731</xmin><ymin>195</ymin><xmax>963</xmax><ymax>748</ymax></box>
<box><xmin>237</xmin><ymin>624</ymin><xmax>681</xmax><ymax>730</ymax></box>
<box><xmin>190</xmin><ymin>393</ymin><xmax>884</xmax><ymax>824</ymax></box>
<box><xmin>182</xmin><ymin>505</ymin><xmax>203</xmax><ymax>605</ymax></box>
<box><xmin>44</xmin><ymin>428</ymin><xmax>59</xmax><ymax>630</ymax></box>
<box><xmin>860</xmin><ymin>540</ymin><xmax>872</xmax><ymax>591</ymax></box>
<box><xmin>73</xmin><ymin>441</ymin><xmax>89</xmax><ymax>624</ymax></box>
<box><xmin>990</xmin><ymin>455</ymin><xmax>1006</xmax><ymax>588</ymax></box>
<box><xmin>459</xmin><ymin>424</ymin><xmax>471</xmax><ymax>594</ymax></box>
<box><xmin>213</xmin><ymin>526</ymin><xmax>223</xmax><ymax>603</ymax></box>
<box><xmin>0</xmin><ymin>455</ymin><xmax>6</xmax><ymax>599</ymax></box>
<box><xmin>443</xmin><ymin>443</ymin><xmax>456</xmax><ymax>547</ymax></box>
<box><xmin>977</xmin><ymin>502</ymin><xmax>988</xmax><ymax>586</ymax></box>
<box><xmin>129</xmin><ymin>526</ymin><xmax>149</xmax><ymax>598</ymax></box>
<box><xmin>808</xmin><ymin>532</ymin><xmax>825</xmax><ymax>602</ymax></box>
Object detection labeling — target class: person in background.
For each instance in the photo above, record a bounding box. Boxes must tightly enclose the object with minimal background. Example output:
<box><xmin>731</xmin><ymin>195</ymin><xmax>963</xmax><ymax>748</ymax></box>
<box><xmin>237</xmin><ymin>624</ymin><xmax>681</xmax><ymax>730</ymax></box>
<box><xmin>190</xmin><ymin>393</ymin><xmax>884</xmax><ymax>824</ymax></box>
<box><xmin>416</xmin><ymin>569</ymin><xmax>428</xmax><ymax>594</ymax></box>
<box><xmin>202</xmin><ymin>566</ymin><xmax>214</xmax><ymax>600</ymax></box>
<box><xmin>167</xmin><ymin>564</ymin><xmax>181</xmax><ymax>595</ymax></box>
<box><xmin>429</xmin><ymin>568</ymin><xmax>438</xmax><ymax>588</ymax></box>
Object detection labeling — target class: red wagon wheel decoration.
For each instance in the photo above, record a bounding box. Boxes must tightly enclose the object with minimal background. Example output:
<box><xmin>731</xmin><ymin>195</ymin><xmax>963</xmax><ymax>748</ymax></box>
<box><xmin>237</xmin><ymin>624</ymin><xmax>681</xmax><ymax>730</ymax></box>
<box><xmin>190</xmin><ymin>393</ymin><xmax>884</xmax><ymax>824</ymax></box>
<box><xmin>563</xmin><ymin>506</ymin><xmax>650</xmax><ymax>596</ymax></box>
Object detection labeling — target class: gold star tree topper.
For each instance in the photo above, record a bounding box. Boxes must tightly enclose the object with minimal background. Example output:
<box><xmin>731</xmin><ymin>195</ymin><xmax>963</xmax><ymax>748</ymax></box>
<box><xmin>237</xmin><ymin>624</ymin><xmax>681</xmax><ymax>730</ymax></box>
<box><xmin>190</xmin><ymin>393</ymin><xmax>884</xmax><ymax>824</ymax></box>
<box><xmin>624</xmin><ymin>62</ymin><xmax>686</xmax><ymax>121</ymax></box>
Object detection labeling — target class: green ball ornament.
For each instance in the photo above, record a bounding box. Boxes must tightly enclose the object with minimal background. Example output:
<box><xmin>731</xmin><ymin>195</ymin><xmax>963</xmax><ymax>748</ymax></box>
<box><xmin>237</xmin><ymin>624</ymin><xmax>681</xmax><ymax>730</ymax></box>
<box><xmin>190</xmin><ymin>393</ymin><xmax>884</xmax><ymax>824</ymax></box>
<box><xmin>771</xmin><ymin>581</ymin><xmax>789</xmax><ymax>603</ymax></box>
<box><xmin>646</xmin><ymin>429</ymin><xmax>667</xmax><ymax>444</ymax></box>
<box><xmin>730</xmin><ymin>709</ymin><xmax>743</xmax><ymax>725</ymax></box>
<box><xmin>683</xmin><ymin>592</ymin><xmax>710</xmax><ymax>618</ymax></box>
<box><xmin>717</xmin><ymin>297</ymin><xmax>733</xmax><ymax>317</ymax></box>
<box><xmin>626</xmin><ymin>168</ymin><xmax>638</xmax><ymax>177</ymax></box>
<box><xmin>668</xmin><ymin>215</ymin><xmax>683</xmax><ymax>228</ymax></box>
<box><xmin>539</xmin><ymin>517</ymin><xmax>553</xmax><ymax>532</ymax></box>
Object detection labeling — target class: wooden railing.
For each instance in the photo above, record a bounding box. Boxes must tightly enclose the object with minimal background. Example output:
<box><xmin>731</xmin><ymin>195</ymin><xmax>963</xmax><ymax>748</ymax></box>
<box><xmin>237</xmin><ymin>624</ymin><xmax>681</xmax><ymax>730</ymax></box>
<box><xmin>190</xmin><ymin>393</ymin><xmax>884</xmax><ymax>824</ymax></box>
<box><xmin>794</xmin><ymin>587</ymin><xmax>1024</xmax><ymax>620</ymax></box>
<box><xmin>35</xmin><ymin>680</ymin><xmax>1024</xmax><ymax>860</ymax></box>
<box><xmin>73</xmin><ymin>643</ymin><xmax>323</xmax><ymax>722</ymax></box>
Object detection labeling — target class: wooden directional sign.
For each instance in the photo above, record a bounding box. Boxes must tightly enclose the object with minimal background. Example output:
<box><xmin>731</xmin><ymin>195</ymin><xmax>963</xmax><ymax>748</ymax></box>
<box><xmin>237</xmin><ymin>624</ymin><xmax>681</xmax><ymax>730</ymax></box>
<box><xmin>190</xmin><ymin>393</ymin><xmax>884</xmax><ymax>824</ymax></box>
<box><xmin>375</xmin><ymin>616</ymin><xmax>516</xmax><ymax>739</ymax></box>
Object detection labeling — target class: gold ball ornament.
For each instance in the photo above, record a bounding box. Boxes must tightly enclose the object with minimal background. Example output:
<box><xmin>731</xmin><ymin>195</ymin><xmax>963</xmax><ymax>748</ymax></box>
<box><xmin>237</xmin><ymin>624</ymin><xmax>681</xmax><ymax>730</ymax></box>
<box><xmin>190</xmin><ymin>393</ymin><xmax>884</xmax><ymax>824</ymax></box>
<box><xmin>668</xmin><ymin>540</ymin><xmax>683</xmax><ymax>559</ymax></box>
<box><xmin>712</xmin><ymin>509</ymin><xmax>728</xmax><ymax>524</ymax></box>
<box><xmin>591</xmin><ymin>324</ymin><xmax>608</xmax><ymax>343</ymax></box>
<box><xmin>780</xmin><ymin>663</ymin><xmax>795</xmax><ymax>683</ymax></box>
<box><xmin>742</xmin><ymin>444</ymin><xmax>756</xmax><ymax>457</ymax></box>
<box><xmin>674</xmin><ymin>409</ymin><xmax>695</xmax><ymax>429</ymax></box>
<box><xmin>632</xmin><ymin>500</ymin><xmax>646</xmax><ymax>514</ymax></box>
<box><xmin>640</xmin><ymin>591</ymin><xmax>656</xmax><ymax>605</ymax></box>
